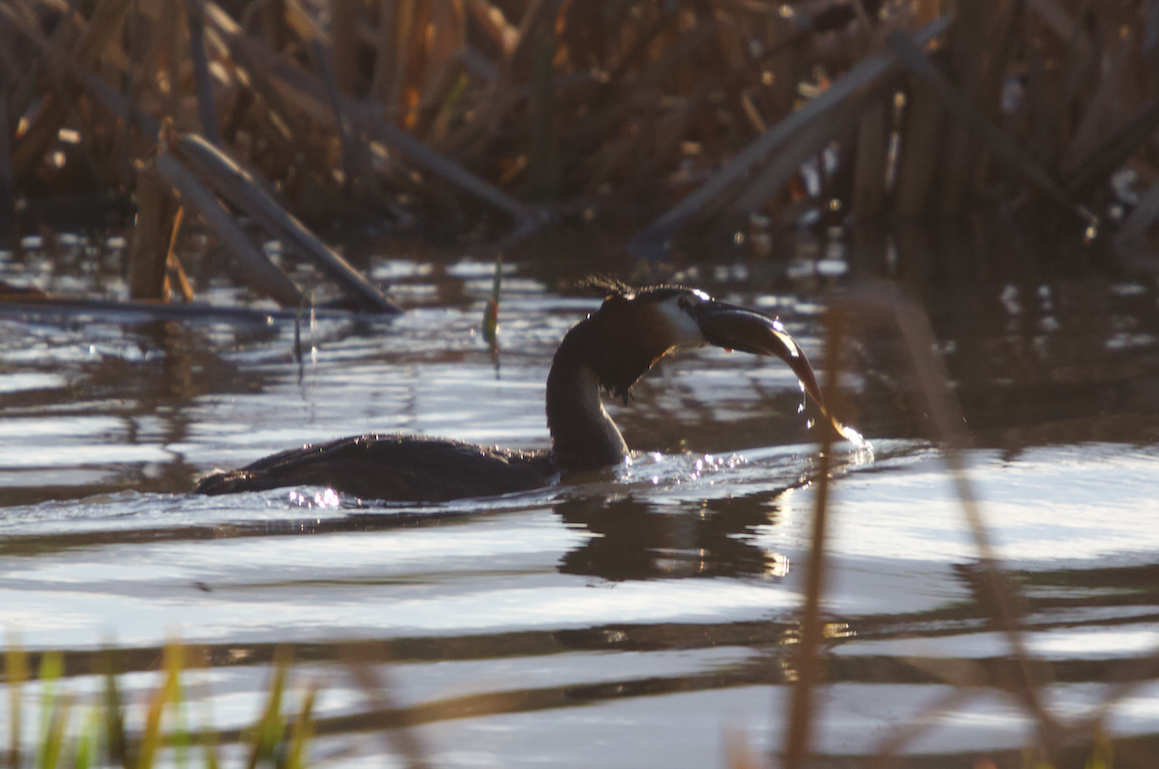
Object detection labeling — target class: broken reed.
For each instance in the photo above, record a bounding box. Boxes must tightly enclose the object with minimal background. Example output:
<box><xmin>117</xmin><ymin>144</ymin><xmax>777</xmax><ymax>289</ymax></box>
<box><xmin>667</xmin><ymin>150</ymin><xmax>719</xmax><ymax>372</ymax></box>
<box><xmin>1</xmin><ymin>0</ymin><xmax>1156</xmax><ymax>260</ymax></box>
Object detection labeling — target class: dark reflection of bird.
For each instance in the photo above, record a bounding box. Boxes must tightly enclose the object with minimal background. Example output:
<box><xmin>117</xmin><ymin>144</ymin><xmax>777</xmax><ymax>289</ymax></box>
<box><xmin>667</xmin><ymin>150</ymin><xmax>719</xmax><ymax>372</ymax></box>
<box><xmin>556</xmin><ymin>491</ymin><xmax>792</xmax><ymax>582</ymax></box>
<box><xmin>195</xmin><ymin>280</ymin><xmax>851</xmax><ymax>503</ymax></box>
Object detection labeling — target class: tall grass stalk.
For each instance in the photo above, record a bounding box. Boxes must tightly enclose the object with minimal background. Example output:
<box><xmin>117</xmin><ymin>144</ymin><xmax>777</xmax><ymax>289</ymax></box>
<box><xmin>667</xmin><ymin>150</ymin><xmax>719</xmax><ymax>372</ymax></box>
<box><xmin>6</xmin><ymin>638</ymin><xmax>28</xmax><ymax>769</ymax></box>
<box><xmin>245</xmin><ymin>649</ymin><xmax>289</xmax><ymax>769</ymax></box>
<box><xmin>35</xmin><ymin>652</ymin><xmax>65</xmax><ymax>769</ymax></box>
<box><xmin>135</xmin><ymin>644</ymin><xmax>180</xmax><ymax>769</ymax></box>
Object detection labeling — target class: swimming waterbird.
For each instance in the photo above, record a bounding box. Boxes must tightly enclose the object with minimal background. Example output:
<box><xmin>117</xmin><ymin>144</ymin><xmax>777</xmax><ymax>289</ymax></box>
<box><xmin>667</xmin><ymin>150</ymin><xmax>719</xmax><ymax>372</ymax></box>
<box><xmin>194</xmin><ymin>282</ymin><xmax>859</xmax><ymax>502</ymax></box>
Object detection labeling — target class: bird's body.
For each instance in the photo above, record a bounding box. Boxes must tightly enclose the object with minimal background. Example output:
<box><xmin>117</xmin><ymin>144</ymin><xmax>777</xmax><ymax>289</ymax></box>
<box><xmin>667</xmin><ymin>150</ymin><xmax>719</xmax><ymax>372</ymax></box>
<box><xmin>193</xmin><ymin>434</ymin><xmax>556</xmax><ymax>502</ymax></box>
<box><xmin>195</xmin><ymin>282</ymin><xmax>849</xmax><ymax>502</ymax></box>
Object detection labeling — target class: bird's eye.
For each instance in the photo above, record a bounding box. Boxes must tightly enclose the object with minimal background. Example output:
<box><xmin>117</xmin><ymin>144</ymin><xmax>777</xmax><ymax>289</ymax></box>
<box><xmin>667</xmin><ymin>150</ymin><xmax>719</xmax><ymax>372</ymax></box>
<box><xmin>677</xmin><ymin>296</ymin><xmax>690</xmax><ymax>311</ymax></box>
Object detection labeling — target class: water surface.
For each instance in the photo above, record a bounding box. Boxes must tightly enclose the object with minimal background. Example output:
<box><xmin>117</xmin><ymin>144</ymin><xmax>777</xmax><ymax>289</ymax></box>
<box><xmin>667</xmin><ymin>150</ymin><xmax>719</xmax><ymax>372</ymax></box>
<box><xmin>2</xmin><ymin>232</ymin><xmax>1159</xmax><ymax>766</ymax></box>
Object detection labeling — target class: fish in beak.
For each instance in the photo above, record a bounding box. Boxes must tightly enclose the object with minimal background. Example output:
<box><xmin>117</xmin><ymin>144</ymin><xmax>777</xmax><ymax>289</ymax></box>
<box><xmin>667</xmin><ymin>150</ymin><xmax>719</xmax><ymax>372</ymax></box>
<box><xmin>694</xmin><ymin>300</ymin><xmax>864</xmax><ymax>445</ymax></box>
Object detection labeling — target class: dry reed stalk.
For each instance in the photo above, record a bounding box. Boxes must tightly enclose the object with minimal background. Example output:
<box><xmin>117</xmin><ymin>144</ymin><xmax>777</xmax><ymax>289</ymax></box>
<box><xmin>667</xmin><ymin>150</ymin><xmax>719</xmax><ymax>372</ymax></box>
<box><xmin>398</xmin><ymin>0</ymin><xmax>438</xmax><ymax>127</ymax></box>
<box><xmin>313</xmin><ymin>38</ymin><xmax>361</xmax><ymax>193</ymax></box>
<box><xmin>397</xmin><ymin>0</ymin><xmax>435</xmax><ymax>130</ymax></box>
<box><xmin>164</xmin><ymin>206</ymin><xmax>196</xmax><ymax>302</ymax></box>
<box><xmin>580</xmin><ymin>132</ymin><xmax>636</xmax><ymax>192</ymax></box>
<box><xmin>947</xmin><ymin>0</ymin><xmax>1023</xmax><ymax>205</ymax></box>
<box><xmin>731</xmin><ymin>89</ymin><xmax>876</xmax><ymax>216</ymax></box>
<box><xmin>128</xmin><ymin>160</ymin><xmax>177</xmax><ymax>299</ymax></box>
<box><xmin>360</xmin><ymin>107</ymin><xmax>538</xmax><ymax>225</ymax></box>
<box><xmin>0</xmin><ymin>0</ymin><xmax>161</xmax><ymax>138</ymax></box>
<box><xmin>868</xmin><ymin>687</ymin><xmax>978</xmax><ymax>767</ymax></box>
<box><xmin>414</xmin><ymin>54</ymin><xmax>466</xmax><ymax>146</ymax></box>
<box><xmin>0</xmin><ymin>293</ymin><xmax>358</xmax><ymax>321</ymax></box>
<box><xmin>1116</xmin><ymin>176</ymin><xmax>1159</xmax><ymax>248</ymax></box>
<box><xmin>887</xmin><ymin>29</ymin><xmax>1092</xmax><ymax>223</ymax></box>
<box><xmin>383</xmin><ymin>0</ymin><xmax>417</xmax><ymax>120</ymax></box>
<box><xmin>1059</xmin><ymin>20</ymin><xmax>1138</xmax><ymax>176</ymax></box>
<box><xmin>341</xmin><ymin>642</ymin><xmax>432</xmax><ymax>769</ymax></box>
<box><xmin>405</xmin><ymin>0</ymin><xmax>463</xmax><ymax>142</ymax></box>
<box><xmin>144</xmin><ymin>0</ymin><xmax>186</xmax><ymax>127</ymax></box>
<box><xmin>201</xmin><ymin>3</ymin><xmax>311</xmax><ymax>144</ymax></box>
<box><xmin>416</xmin><ymin>0</ymin><xmax>466</xmax><ymax>127</ymax></box>
<box><xmin>368</xmin><ymin>0</ymin><xmax>395</xmax><ymax>100</ymax></box>
<box><xmin>11</xmin><ymin>0</ymin><xmax>133</xmax><ymax>180</ymax></box>
<box><xmin>330</xmin><ymin>0</ymin><xmax>358</xmax><ymax>94</ymax></box>
<box><xmin>561</xmin><ymin>20</ymin><xmax>716</xmax><ymax>149</ymax></box>
<box><xmin>185</xmin><ymin>0</ymin><xmax>222</xmax><ymax>144</ymax></box>
<box><xmin>174</xmin><ymin>133</ymin><xmax>399</xmax><ymax>312</ymax></box>
<box><xmin>1032</xmin><ymin>0</ymin><xmax>1090</xmax><ymax>162</ymax></box>
<box><xmin>852</xmin><ymin>97</ymin><xmax>888</xmax><ymax>222</ymax></box>
<box><xmin>202</xmin><ymin>0</ymin><xmax>534</xmax><ymax>226</ymax></box>
<box><xmin>5</xmin><ymin>638</ymin><xmax>27</xmax><ymax>769</ymax></box>
<box><xmin>0</xmin><ymin>67</ymin><xmax>15</xmax><ymax>248</ymax></box>
<box><xmin>1021</xmin><ymin>12</ymin><xmax>1053</xmax><ymax>167</ymax></box>
<box><xmin>782</xmin><ymin>308</ymin><xmax>846</xmax><ymax>769</ymax></box>
<box><xmin>1066</xmin><ymin>98</ymin><xmax>1159</xmax><ymax>196</ymax></box>
<box><xmin>527</xmin><ymin>15</ymin><xmax>560</xmax><ymax>200</ymax></box>
<box><xmin>464</xmin><ymin>0</ymin><xmax>516</xmax><ymax>55</ymax></box>
<box><xmin>938</xmin><ymin>0</ymin><xmax>995</xmax><ymax>214</ymax></box>
<box><xmin>628</xmin><ymin>16</ymin><xmax>952</xmax><ymax>260</ymax></box>
<box><xmin>891</xmin><ymin>74</ymin><xmax>943</xmax><ymax>217</ymax></box>
<box><xmin>451</xmin><ymin>0</ymin><xmax>552</xmax><ymax>157</ymax></box>
<box><xmin>840</xmin><ymin>278</ymin><xmax>1064</xmax><ymax>757</ymax></box>
<box><xmin>649</xmin><ymin>76</ymin><xmax>714</xmax><ymax>177</ymax></box>
<box><xmin>284</xmin><ymin>0</ymin><xmax>327</xmax><ymax>47</ymax></box>
<box><xmin>0</xmin><ymin>12</ymin><xmax>27</xmax><ymax>80</ymax></box>
<box><xmin>260</xmin><ymin>0</ymin><xmax>288</xmax><ymax>51</ymax></box>
<box><xmin>154</xmin><ymin>149</ymin><xmax>306</xmax><ymax>306</ymax></box>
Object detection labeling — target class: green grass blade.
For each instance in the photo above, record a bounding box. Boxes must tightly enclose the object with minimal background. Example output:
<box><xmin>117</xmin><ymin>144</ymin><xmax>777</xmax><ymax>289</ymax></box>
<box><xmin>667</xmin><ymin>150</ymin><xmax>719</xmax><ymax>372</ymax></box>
<box><xmin>35</xmin><ymin>652</ymin><xmax>63</xmax><ymax>769</ymax></box>
<box><xmin>286</xmin><ymin>683</ymin><xmax>317</xmax><ymax>769</ymax></box>
<box><xmin>1085</xmin><ymin>725</ymin><xmax>1113</xmax><ymax>769</ymax></box>
<box><xmin>39</xmin><ymin>695</ymin><xmax>71</xmax><ymax>769</ymax></box>
<box><xmin>136</xmin><ymin>650</ymin><xmax>180</xmax><ymax>769</ymax></box>
<box><xmin>163</xmin><ymin>644</ymin><xmax>190</xmax><ymax>769</ymax></box>
<box><xmin>6</xmin><ymin>638</ymin><xmax>28</xmax><ymax>769</ymax></box>
<box><xmin>482</xmin><ymin>254</ymin><xmax>502</xmax><ymax>345</ymax></box>
<box><xmin>72</xmin><ymin>707</ymin><xmax>101</xmax><ymax>769</ymax></box>
<box><xmin>201</xmin><ymin>729</ymin><xmax>219</xmax><ymax>769</ymax></box>
<box><xmin>97</xmin><ymin>649</ymin><xmax>130</xmax><ymax>769</ymax></box>
<box><xmin>192</xmin><ymin>648</ymin><xmax>219</xmax><ymax>769</ymax></box>
<box><xmin>246</xmin><ymin>649</ymin><xmax>289</xmax><ymax>769</ymax></box>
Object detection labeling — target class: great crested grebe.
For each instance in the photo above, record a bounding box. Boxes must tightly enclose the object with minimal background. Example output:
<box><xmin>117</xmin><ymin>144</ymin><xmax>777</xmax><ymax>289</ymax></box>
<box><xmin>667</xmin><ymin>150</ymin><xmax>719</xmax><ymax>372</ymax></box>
<box><xmin>194</xmin><ymin>281</ymin><xmax>853</xmax><ymax>502</ymax></box>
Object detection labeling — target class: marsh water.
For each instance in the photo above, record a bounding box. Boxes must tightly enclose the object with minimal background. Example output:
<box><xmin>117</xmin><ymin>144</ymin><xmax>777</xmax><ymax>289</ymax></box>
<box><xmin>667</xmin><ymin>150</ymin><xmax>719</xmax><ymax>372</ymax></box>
<box><xmin>2</xmin><ymin>224</ymin><xmax>1159</xmax><ymax>767</ymax></box>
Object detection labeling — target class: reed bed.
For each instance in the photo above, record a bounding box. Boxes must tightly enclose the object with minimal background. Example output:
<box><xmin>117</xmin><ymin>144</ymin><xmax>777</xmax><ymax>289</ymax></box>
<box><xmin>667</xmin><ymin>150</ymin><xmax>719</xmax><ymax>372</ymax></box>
<box><xmin>1</xmin><ymin>1</ymin><xmax>1158</xmax><ymax>307</ymax></box>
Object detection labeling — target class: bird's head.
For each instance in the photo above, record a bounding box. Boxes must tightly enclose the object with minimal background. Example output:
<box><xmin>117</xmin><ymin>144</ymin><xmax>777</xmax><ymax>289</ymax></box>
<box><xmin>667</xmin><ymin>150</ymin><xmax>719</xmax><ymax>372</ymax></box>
<box><xmin>579</xmin><ymin>280</ymin><xmax>826</xmax><ymax>413</ymax></box>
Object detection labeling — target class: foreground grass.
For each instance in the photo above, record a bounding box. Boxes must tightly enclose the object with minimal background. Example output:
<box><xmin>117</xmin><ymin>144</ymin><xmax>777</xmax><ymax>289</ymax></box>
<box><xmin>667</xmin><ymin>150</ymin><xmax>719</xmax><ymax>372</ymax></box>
<box><xmin>3</xmin><ymin>637</ymin><xmax>1123</xmax><ymax>769</ymax></box>
<box><xmin>4</xmin><ymin>640</ymin><xmax>314</xmax><ymax>769</ymax></box>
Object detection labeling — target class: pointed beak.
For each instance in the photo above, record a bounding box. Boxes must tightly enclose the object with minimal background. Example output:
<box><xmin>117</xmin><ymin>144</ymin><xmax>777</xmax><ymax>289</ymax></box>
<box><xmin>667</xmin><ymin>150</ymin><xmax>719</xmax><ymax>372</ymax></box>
<box><xmin>696</xmin><ymin>302</ymin><xmax>864</xmax><ymax>445</ymax></box>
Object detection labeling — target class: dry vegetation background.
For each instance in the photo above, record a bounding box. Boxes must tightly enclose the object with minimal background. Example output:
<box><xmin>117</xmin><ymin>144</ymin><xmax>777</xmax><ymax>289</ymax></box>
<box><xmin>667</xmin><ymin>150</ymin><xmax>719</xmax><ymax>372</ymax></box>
<box><xmin>0</xmin><ymin>0</ymin><xmax>1158</xmax><ymax>305</ymax></box>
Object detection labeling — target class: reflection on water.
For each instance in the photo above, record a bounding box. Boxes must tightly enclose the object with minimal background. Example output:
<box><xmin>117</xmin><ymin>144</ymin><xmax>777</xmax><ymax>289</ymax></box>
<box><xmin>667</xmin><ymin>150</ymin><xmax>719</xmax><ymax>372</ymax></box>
<box><xmin>2</xmin><ymin>225</ymin><xmax>1159</xmax><ymax>766</ymax></box>
<box><xmin>557</xmin><ymin>488</ymin><xmax>791</xmax><ymax>582</ymax></box>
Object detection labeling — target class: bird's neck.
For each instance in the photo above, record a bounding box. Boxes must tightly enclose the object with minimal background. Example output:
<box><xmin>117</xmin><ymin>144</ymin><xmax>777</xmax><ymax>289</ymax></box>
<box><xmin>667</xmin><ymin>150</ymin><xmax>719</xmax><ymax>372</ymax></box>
<box><xmin>546</xmin><ymin>318</ymin><xmax>630</xmax><ymax>471</ymax></box>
